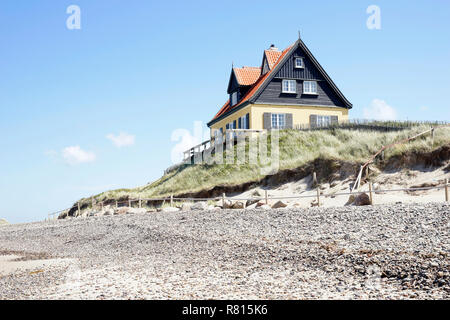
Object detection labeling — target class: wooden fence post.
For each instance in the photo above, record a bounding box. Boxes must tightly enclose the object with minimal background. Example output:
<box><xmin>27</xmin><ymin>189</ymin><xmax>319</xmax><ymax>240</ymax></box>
<box><xmin>445</xmin><ymin>179</ymin><xmax>449</xmax><ymax>202</ymax></box>
<box><xmin>369</xmin><ymin>182</ymin><xmax>373</xmax><ymax>205</ymax></box>
<box><xmin>312</xmin><ymin>172</ymin><xmax>317</xmax><ymax>187</ymax></box>
<box><xmin>101</xmin><ymin>202</ymin><xmax>104</xmax><ymax>211</ymax></box>
<box><xmin>265</xmin><ymin>190</ymin><xmax>268</xmax><ymax>205</ymax></box>
<box><xmin>170</xmin><ymin>194</ymin><xmax>173</xmax><ymax>207</ymax></box>
<box><xmin>128</xmin><ymin>199</ymin><xmax>131</xmax><ymax>208</ymax></box>
<box><xmin>222</xmin><ymin>193</ymin><xmax>226</xmax><ymax>207</ymax></box>
<box><xmin>115</xmin><ymin>200</ymin><xmax>118</xmax><ymax>209</ymax></box>
<box><xmin>316</xmin><ymin>187</ymin><xmax>320</xmax><ymax>207</ymax></box>
<box><xmin>431</xmin><ymin>127</ymin><xmax>435</xmax><ymax>148</ymax></box>
<box><xmin>139</xmin><ymin>197</ymin><xmax>142</xmax><ymax>208</ymax></box>
<box><xmin>77</xmin><ymin>202</ymin><xmax>81</xmax><ymax>216</ymax></box>
<box><xmin>91</xmin><ymin>197</ymin><xmax>94</xmax><ymax>209</ymax></box>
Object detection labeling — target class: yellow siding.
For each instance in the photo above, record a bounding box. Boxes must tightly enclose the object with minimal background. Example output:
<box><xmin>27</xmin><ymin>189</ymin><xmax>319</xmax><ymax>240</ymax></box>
<box><xmin>250</xmin><ymin>104</ymin><xmax>348</xmax><ymax>130</ymax></box>
<box><xmin>209</xmin><ymin>103</ymin><xmax>349</xmax><ymax>136</ymax></box>
<box><xmin>209</xmin><ymin>104</ymin><xmax>252</xmax><ymax>138</ymax></box>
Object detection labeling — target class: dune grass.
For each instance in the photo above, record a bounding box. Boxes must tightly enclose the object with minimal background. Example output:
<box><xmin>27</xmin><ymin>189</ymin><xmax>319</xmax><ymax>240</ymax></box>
<box><xmin>92</xmin><ymin>125</ymin><xmax>449</xmax><ymax>202</ymax></box>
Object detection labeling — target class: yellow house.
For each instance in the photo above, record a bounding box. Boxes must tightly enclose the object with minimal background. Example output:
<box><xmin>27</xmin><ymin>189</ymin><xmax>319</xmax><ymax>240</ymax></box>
<box><xmin>207</xmin><ymin>38</ymin><xmax>352</xmax><ymax>137</ymax></box>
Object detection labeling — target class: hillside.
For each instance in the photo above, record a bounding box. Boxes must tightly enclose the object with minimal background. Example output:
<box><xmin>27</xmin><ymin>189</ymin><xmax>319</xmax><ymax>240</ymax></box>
<box><xmin>0</xmin><ymin>218</ymin><xmax>9</xmax><ymax>226</ymax></box>
<box><xmin>69</xmin><ymin>123</ymin><xmax>449</xmax><ymax>215</ymax></box>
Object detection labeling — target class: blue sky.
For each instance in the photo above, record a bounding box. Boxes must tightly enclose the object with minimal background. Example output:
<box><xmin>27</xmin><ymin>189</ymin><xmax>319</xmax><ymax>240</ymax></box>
<box><xmin>1</xmin><ymin>0</ymin><xmax>449</xmax><ymax>223</ymax></box>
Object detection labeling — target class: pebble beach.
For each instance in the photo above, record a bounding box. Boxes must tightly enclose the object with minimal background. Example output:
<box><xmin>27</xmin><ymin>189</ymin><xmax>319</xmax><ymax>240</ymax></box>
<box><xmin>0</xmin><ymin>203</ymin><xmax>448</xmax><ymax>299</ymax></box>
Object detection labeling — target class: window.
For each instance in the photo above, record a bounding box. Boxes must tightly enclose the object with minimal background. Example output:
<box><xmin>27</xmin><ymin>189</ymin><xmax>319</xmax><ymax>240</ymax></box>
<box><xmin>303</xmin><ymin>81</ymin><xmax>318</xmax><ymax>94</ymax></box>
<box><xmin>282</xmin><ymin>79</ymin><xmax>296</xmax><ymax>93</ymax></box>
<box><xmin>227</xmin><ymin>121</ymin><xmax>235</xmax><ymax>129</ymax></box>
<box><xmin>317</xmin><ymin>115</ymin><xmax>331</xmax><ymax>127</ymax></box>
<box><xmin>295</xmin><ymin>57</ymin><xmax>304</xmax><ymax>68</ymax></box>
<box><xmin>239</xmin><ymin>114</ymin><xmax>249</xmax><ymax>129</ymax></box>
<box><xmin>231</xmin><ymin>92</ymin><xmax>238</xmax><ymax>106</ymax></box>
<box><xmin>271</xmin><ymin>113</ymin><xmax>285</xmax><ymax>129</ymax></box>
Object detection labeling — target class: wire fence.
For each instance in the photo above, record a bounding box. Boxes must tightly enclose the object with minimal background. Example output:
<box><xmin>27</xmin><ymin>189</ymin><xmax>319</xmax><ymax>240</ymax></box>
<box><xmin>47</xmin><ymin>180</ymin><xmax>450</xmax><ymax>220</ymax></box>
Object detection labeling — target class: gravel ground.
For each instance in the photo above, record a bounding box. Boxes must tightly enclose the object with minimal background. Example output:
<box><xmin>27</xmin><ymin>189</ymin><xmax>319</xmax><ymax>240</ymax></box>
<box><xmin>0</xmin><ymin>203</ymin><xmax>449</xmax><ymax>300</ymax></box>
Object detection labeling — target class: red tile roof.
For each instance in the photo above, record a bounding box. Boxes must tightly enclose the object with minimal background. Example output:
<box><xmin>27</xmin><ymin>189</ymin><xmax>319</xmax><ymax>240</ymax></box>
<box><xmin>211</xmin><ymin>45</ymin><xmax>292</xmax><ymax>123</ymax></box>
<box><xmin>233</xmin><ymin>66</ymin><xmax>261</xmax><ymax>86</ymax></box>
<box><xmin>264</xmin><ymin>49</ymin><xmax>282</xmax><ymax>69</ymax></box>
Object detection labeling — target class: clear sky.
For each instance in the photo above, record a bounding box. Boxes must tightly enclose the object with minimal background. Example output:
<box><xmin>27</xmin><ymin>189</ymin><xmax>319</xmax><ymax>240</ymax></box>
<box><xmin>1</xmin><ymin>0</ymin><xmax>449</xmax><ymax>223</ymax></box>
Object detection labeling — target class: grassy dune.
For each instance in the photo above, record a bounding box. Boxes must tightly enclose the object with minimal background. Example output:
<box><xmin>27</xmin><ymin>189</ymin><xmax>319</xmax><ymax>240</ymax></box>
<box><xmin>92</xmin><ymin>124</ymin><xmax>449</xmax><ymax>202</ymax></box>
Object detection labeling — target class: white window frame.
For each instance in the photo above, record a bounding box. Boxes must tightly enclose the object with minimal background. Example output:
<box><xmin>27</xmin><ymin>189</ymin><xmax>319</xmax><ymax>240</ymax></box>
<box><xmin>295</xmin><ymin>57</ymin><xmax>304</xmax><ymax>68</ymax></box>
<box><xmin>303</xmin><ymin>81</ymin><xmax>318</xmax><ymax>94</ymax></box>
<box><xmin>231</xmin><ymin>92</ymin><xmax>238</xmax><ymax>106</ymax></box>
<box><xmin>282</xmin><ymin>79</ymin><xmax>296</xmax><ymax>94</ymax></box>
<box><xmin>240</xmin><ymin>115</ymin><xmax>248</xmax><ymax>130</ymax></box>
<box><xmin>317</xmin><ymin>115</ymin><xmax>331</xmax><ymax>127</ymax></box>
<box><xmin>271</xmin><ymin>113</ymin><xmax>286</xmax><ymax>129</ymax></box>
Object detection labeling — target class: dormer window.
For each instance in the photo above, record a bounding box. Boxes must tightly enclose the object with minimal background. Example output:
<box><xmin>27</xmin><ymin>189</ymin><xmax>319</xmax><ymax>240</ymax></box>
<box><xmin>231</xmin><ymin>91</ymin><xmax>238</xmax><ymax>106</ymax></box>
<box><xmin>282</xmin><ymin>79</ymin><xmax>296</xmax><ymax>93</ymax></box>
<box><xmin>295</xmin><ymin>57</ymin><xmax>304</xmax><ymax>68</ymax></box>
<box><xmin>303</xmin><ymin>81</ymin><xmax>318</xmax><ymax>94</ymax></box>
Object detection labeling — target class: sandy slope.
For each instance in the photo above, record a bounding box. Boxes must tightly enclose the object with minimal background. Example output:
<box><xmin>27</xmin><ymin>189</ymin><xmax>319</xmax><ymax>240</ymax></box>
<box><xmin>231</xmin><ymin>165</ymin><xmax>449</xmax><ymax>207</ymax></box>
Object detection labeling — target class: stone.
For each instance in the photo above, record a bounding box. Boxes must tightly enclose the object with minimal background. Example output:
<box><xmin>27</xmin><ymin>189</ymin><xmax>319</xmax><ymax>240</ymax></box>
<box><xmin>222</xmin><ymin>199</ymin><xmax>234</xmax><ymax>209</ymax></box>
<box><xmin>207</xmin><ymin>205</ymin><xmax>216</xmax><ymax>210</ymax></box>
<box><xmin>116</xmin><ymin>207</ymin><xmax>129</xmax><ymax>215</ymax></box>
<box><xmin>191</xmin><ymin>201</ymin><xmax>208</xmax><ymax>210</ymax></box>
<box><xmin>181</xmin><ymin>203</ymin><xmax>193</xmax><ymax>211</ymax></box>
<box><xmin>162</xmin><ymin>207</ymin><xmax>180</xmax><ymax>212</ymax></box>
<box><xmin>103</xmin><ymin>209</ymin><xmax>114</xmax><ymax>216</ymax></box>
<box><xmin>345</xmin><ymin>195</ymin><xmax>356</xmax><ymax>206</ymax></box>
<box><xmin>257</xmin><ymin>205</ymin><xmax>272</xmax><ymax>210</ymax></box>
<box><xmin>246</xmin><ymin>198</ymin><xmax>260</xmax><ymax>207</ymax></box>
<box><xmin>271</xmin><ymin>200</ymin><xmax>288</xmax><ymax>209</ymax></box>
<box><xmin>256</xmin><ymin>200</ymin><xmax>271</xmax><ymax>207</ymax></box>
<box><xmin>353</xmin><ymin>193</ymin><xmax>371</xmax><ymax>206</ymax></box>
<box><xmin>232</xmin><ymin>201</ymin><xmax>245</xmax><ymax>209</ymax></box>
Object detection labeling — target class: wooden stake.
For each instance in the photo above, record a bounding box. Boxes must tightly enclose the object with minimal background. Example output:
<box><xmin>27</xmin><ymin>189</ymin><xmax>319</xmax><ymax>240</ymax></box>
<box><xmin>265</xmin><ymin>190</ymin><xmax>268</xmax><ymax>205</ymax></box>
<box><xmin>91</xmin><ymin>197</ymin><xmax>94</xmax><ymax>208</ymax></box>
<box><xmin>77</xmin><ymin>202</ymin><xmax>81</xmax><ymax>216</ymax></box>
<box><xmin>101</xmin><ymin>202</ymin><xmax>104</xmax><ymax>211</ymax></box>
<box><xmin>316</xmin><ymin>187</ymin><xmax>320</xmax><ymax>207</ymax></box>
<box><xmin>115</xmin><ymin>200</ymin><xmax>118</xmax><ymax>209</ymax></box>
<box><xmin>312</xmin><ymin>172</ymin><xmax>317</xmax><ymax>187</ymax></box>
<box><xmin>221</xmin><ymin>193</ymin><xmax>226</xmax><ymax>208</ymax></box>
<box><xmin>139</xmin><ymin>197</ymin><xmax>142</xmax><ymax>208</ymax></box>
<box><xmin>369</xmin><ymin>182</ymin><xmax>373</xmax><ymax>205</ymax></box>
<box><xmin>445</xmin><ymin>179</ymin><xmax>449</xmax><ymax>202</ymax></box>
<box><xmin>431</xmin><ymin>127</ymin><xmax>435</xmax><ymax>148</ymax></box>
<box><xmin>170</xmin><ymin>194</ymin><xmax>173</xmax><ymax>207</ymax></box>
<box><xmin>128</xmin><ymin>199</ymin><xmax>131</xmax><ymax>208</ymax></box>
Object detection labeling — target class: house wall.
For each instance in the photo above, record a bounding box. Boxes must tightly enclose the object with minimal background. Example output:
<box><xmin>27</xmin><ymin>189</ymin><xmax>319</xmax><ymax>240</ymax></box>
<box><xmin>209</xmin><ymin>103</ymin><xmax>348</xmax><ymax>137</ymax></box>
<box><xmin>255</xmin><ymin>78</ymin><xmax>346</xmax><ymax>107</ymax></box>
<box><xmin>250</xmin><ymin>104</ymin><xmax>348</xmax><ymax>129</ymax></box>
<box><xmin>209</xmin><ymin>104</ymin><xmax>252</xmax><ymax>138</ymax></box>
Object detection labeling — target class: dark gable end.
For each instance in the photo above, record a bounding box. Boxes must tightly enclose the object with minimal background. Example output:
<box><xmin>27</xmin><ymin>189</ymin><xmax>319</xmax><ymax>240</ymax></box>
<box><xmin>227</xmin><ymin>70</ymin><xmax>240</xmax><ymax>94</ymax></box>
<box><xmin>250</xmin><ymin>39</ymin><xmax>352</xmax><ymax>109</ymax></box>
